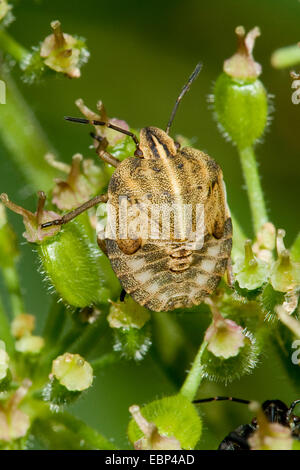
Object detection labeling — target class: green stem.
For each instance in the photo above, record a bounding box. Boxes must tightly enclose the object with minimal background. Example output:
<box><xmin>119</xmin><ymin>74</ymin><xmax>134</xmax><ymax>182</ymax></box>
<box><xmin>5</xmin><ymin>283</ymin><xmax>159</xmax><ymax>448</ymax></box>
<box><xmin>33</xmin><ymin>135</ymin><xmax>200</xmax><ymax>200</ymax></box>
<box><xmin>239</xmin><ymin>146</ymin><xmax>268</xmax><ymax>235</ymax></box>
<box><xmin>0</xmin><ymin>29</ymin><xmax>29</xmax><ymax>63</ymax></box>
<box><xmin>271</xmin><ymin>44</ymin><xmax>300</xmax><ymax>69</ymax></box>
<box><xmin>0</xmin><ymin>68</ymin><xmax>57</xmax><ymax>191</ymax></box>
<box><xmin>2</xmin><ymin>265</ymin><xmax>24</xmax><ymax>317</ymax></box>
<box><xmin>42</xmin><ymin>298</ymin><xmax>66</xmax><ymax>348</ymax></box>
<box><xmin>0</xmin><ymin>296</ymin><xmax>14</xmax><ymax>355</ymax></box>
<box><xmin>290</xmin><ymin>232</ymin><xmax>300</xmax><ymax>262</ymax></box>
<box><xmin>180</xmin><ymin>341</ymin><xmax>207</xmax><ymax>401</ymax></box>
<box><xmin>231</xmin><ymin>212</ymin><xmax>247</xmax><ymax>261</ymax></box>
<box><xmin>70</xmin><ymin>313</ymin><xmax>108</xmax><ymax>357</ymax></box>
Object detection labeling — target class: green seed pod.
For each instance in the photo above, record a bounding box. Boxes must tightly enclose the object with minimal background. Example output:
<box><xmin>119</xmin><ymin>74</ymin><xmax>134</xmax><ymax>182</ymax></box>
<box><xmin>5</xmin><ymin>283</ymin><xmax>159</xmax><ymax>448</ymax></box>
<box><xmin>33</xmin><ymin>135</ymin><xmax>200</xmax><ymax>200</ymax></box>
<box><xmin>42</xmin><ymin>378</ymin><xmax>81</xmax><ymax>412</ymax></box>
<box><xmin>1</xmin><ymin>192</ymin><xmax>120</xmax><ymax>308</ymax></box>
<box><xmin>128</xmin><ymin>394</ymin><xmax>202</xmax><ymax>450</ymax></box>
<box><xmin>213</xmin><ymin>26</ymin><xmax>268</xmax><ymax>149</ymax></box>
<box><xmin>259</xmin><ymin>283</ymin><xmax>285</xmax><ymax>322</ymax></box>
<box><xmin>234</xmin><ymin>239</ymin><xmax>269</xmax><ymax>291</ymax></box>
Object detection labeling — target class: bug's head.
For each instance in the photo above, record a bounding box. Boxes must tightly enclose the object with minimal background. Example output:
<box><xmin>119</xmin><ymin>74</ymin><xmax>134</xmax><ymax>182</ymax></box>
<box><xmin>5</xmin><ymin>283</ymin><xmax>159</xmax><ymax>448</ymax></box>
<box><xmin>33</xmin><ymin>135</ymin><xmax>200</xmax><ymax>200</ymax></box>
<box><xmin>260</xmin><ymin>400</ymin><xmax>289</xmax><ymax>425</ymax></box>
<box><xmin>139</xmin><ymin>126</ymin><xmax>178</xmax><ymax>160</ymax></box>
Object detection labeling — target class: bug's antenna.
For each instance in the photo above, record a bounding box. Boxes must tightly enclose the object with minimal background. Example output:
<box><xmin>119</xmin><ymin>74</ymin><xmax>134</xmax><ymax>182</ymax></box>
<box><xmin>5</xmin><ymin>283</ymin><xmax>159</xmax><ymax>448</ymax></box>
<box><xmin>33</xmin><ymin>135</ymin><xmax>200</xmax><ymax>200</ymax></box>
<box><xmin>193</xmin><ymin>397</ymin><xmax>251</xmax><ymax>405</ymax></box>
<box><xmin>166</xmin><ymin>62</ymin><xmax>202</xmax><ymax>135</ymax></box>
<box><xmin>64</xmin><ymin>116</ymin><xmax>143</xmax><ymax>157</ymax></box>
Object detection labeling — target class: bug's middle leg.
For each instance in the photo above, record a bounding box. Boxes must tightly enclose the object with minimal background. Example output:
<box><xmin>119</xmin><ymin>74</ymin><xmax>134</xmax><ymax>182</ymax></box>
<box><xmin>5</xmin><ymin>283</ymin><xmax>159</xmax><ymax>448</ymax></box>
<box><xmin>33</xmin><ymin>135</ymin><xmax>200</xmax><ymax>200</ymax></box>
<box><xmin>41</xmin><ymin>193</ymin><xmax>108</xmax><ymax>228</ymax></box>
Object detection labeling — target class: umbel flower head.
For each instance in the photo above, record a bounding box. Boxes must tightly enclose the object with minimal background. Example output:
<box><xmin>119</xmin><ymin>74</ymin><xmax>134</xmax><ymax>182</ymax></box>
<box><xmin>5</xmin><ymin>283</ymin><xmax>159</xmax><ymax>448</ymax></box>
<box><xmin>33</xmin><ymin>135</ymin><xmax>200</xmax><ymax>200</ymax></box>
<box><xmin>40</xmin><ymin>20</ymin><xmax>89</xmax><ymax>78</ymax></box>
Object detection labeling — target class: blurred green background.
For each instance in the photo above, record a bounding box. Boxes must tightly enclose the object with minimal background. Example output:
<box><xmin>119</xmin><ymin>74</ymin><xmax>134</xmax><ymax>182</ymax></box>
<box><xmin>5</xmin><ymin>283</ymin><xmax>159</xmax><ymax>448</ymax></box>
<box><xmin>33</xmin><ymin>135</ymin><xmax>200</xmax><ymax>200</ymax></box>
<box><xmin>0</xmin><ymin>0</ymin><xmax>299</xmax><ymax>449</ymax></box>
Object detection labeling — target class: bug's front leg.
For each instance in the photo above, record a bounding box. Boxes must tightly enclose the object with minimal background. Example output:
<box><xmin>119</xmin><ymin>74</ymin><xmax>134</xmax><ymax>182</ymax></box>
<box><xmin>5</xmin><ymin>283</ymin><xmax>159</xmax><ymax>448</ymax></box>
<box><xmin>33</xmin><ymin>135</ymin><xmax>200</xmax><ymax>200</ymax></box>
<box><xmin>41</xmin><ymin>193</ymin><xmax>108</xmax><ymax>228</ymax></box>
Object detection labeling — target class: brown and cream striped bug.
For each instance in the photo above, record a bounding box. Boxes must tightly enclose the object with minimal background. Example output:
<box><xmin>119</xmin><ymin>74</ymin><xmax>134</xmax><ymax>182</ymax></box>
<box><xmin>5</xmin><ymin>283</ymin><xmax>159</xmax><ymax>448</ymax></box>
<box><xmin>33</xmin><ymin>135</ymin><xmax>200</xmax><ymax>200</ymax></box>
<box><xmin>42</xmin><ymin>63</ymin><xmax>232</xmax><ymax>312</ymax></box>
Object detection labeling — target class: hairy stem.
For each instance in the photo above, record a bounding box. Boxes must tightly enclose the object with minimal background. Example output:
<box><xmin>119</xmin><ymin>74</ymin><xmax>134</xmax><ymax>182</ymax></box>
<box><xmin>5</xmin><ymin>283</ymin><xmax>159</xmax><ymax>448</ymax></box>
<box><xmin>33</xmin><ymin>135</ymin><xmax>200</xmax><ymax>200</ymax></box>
<box><xmin>91</xmin><ymin>352</ymin><xmax>120</xmax><ymax>372</ymax></box>
<box><xmin>0</xmin><ymin>297</ymin><xmax>14</xmax><ymax>355</ymax></box>
<box><xmin>180</xmin><ymin>341</ymin><xmax>207</xmax><ymax>401</ymax></box>
<box><xmin>239</xmin><ymin>146</ymin><xmax>268</xmax><ymax>235</ymax></box>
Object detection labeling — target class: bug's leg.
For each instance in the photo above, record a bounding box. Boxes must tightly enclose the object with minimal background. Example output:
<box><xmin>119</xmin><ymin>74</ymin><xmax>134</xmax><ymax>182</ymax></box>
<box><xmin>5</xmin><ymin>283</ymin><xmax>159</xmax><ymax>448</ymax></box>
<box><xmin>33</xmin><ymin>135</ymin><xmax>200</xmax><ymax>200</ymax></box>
<box><xmin>120</xmin><ymin>289</ymin><xmax>126</xmax><ymax>302</ymax></box>
<box><xmin>90</xmin><ymin>133</ymin><xmax>120</xmax><ymax>168</ymax></box>
<box><xmin>226</xmin><ymin>257</ymin><xmax>234</xmax><ymax>287</ymax></box>
<box><xmin>41</xmin><ymin>194</ymin><xmax>108</xmax><ymax>228</ymax></box>
<box><xmin>65</xmin><ymin>116</ymin><xmax>144</xmax><ymax>157</ymax></box>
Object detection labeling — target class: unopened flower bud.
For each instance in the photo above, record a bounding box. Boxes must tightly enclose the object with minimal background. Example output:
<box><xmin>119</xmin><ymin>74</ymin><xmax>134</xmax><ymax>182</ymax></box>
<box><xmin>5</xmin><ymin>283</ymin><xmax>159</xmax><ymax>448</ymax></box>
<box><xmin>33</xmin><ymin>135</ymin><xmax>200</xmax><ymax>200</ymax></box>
<box><xmin>40</xmin><ymin>20</ymin><xmax>89</xmax><ymax>78</ymax></box>
<box><xmin>108</xmin><ymin>297</ymin><xmax>150</xmax><ymax>329</ymax></box>
<box><xmin>252</xmin><ymin>222</ymin><xmax>276</xmax><ymax>263</ymax></box>
<box><xmin>270</xmin><ymin>230</ymin><xmax>300</xmax><ymax>292</ymax></box>
<box><xmin>205</xmin><ymin>307</ymin><xmax>245</xmax><ymax>359</ymax></box>
<box><xmin>128</xmin><ymin>395</ymin><xmax>202</xmax><ymax>450</ymax></box>
<box><xmin>11</xmin><ymin>313</ymin><xmax>35</xmax><ymax>339</ymax></box>
<box><xmin>15</xmin><ymin>335</ymin><xmax>45</xmax><ymax>354</ymax></box>
<box><xmin>52</xmin><ymin>353</ymin><xmax>93</xmax><ymax>392</ymax></box>
<box><xmin>0</xmin><ymin>0</ymin><xmax>12</xmax><ymax>26</ymax></box>
<box><xmin>0</xmin><ymin>341</ymin><xmax>9</xmax><ymax>381</ymax></box>
<box><xmin>234</xmin><ymin>239</ymin><xmax>269</xmax><ymax>290</ymax></box>
<box><xmin>0</xmin><ymin>379</ymin><xmax>31</xmax><ymax>442</ymax></box>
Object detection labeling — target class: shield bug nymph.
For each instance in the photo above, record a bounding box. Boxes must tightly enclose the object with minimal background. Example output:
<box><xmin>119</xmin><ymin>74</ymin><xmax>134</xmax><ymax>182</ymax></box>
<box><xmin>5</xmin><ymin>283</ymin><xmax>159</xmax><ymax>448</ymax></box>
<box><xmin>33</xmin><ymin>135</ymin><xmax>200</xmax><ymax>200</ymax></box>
<box><xmin>42</xmin><ymin>63</ymin><xmax>232</xmax><ymax>312</ymax></box>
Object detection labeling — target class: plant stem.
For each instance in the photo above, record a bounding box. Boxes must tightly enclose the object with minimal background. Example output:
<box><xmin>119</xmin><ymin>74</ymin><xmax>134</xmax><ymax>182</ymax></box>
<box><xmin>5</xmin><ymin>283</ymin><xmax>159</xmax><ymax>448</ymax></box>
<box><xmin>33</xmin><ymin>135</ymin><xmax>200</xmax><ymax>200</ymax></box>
<box><xmin>42</xmin><ymin>297</ymin><xmax>66</xmax><ymax>349</ymax></box>
<box><xmin>180</xmin><ymin>340</ymin><xmax>207</xmax><ymax>401</ymax></box>
<box><xmin>0</xmin><ymin>297</ymin><xmax>14</xmax><ymax>355</ymax></box>
<box><xmin>0</xmin><ymin>68</ymin><xmax>57</xmax><ymax>191</ymax></box>
<box><xmin>2</xmin><ymin>265</ymin><xmax>24</xmax><ymax>317</ymax></box>
<box><xmin>271</xmin><ymin>44</ymin><xmax>300</xmax><ymax>69</ymax></box>
<box><xmin>239</xmin><ymin>146</ymin><xmax>268</xmax><ymax>235</ymax></box>
<box><xmin>231</xmin><ymin>212</ymin><xmax>246</xmax><ymax>260</ymax></box>
<box><xmin>0</xmin><ymin>29</ymin><xmax>29</xmax><ymax>63</ymax></box>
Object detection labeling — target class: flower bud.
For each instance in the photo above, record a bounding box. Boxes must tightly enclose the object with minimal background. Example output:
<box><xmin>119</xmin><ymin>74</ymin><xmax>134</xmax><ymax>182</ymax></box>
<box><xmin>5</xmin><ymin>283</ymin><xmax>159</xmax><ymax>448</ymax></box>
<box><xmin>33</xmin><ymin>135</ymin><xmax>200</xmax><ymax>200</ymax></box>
<box><xmin>213</xmin><ymin>26</ymin><xmax>268</xmax><ymax>149</ymax></box>
<box><xmin>0</xmin><ymin>1</ymin><xmax>13</xmax><ymax>27</ymax></box>
<box><xmin>201</xmin><ymin>304</ymin><xmax>258</xmax><ymax>382</ymax></box>
<box><xmin>108</xmin><ymin>297</ymin><xmax>150</xmax><ymax>329</ymax></box>
<box><xmin>234</xmin><ymin>239</ymin><xmax>269</xmax><ymax>291</ymax></box>
<box><xmin>11</xmin><ymin>313</ymin><xmax>35</xmax><ymax>339</ymax></box>
<box><xmin>0</xmin><ymin>380</ymin><xmax>31</xmax><ymax>442</ymax></box>
<box><xmin>40</xmin><ymin>20</ymin><xmax>89</xmax><ymax>78</ymax></box>
<box><xmin>252</xmin><ymin>222</ymin><xmax>276</xmax><ymax>263</ymax></box>
<box><xmin>109</xmin><ymin>297</ymin><xmax>151</xmax><ymax>361</ymax></box>
<box><xmin>51</xmin><ymin>353</ymin><xmax>93</xmax><ymax>392</ymax></box>
<box><xmin>270</xmin><ymin>230</ymin><xmax>300</xmax><ymax>293</ymax></box>
<box><xmin>0</xmin><ymin>341</ymin><xmax>9</xmax><ymax>381</ymax></box>
<box><xmin>45</xmin><ymin>153</ymin><xmax>106</xmax><ymax>211</ymax></box>
<box><xmin>15</xmin><ymin>335</ymin><xmax>45</xmax><ymax>354</ymax></box>
<box><xmin>128</xmin><ymin>394</ymin><xmax>202</xmax><ymax>450</ymax></box>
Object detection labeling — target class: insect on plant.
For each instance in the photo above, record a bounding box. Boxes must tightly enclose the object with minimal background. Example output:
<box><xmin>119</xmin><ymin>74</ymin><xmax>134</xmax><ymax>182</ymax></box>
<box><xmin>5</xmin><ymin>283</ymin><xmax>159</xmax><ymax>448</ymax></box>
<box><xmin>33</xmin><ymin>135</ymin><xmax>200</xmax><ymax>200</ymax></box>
<box><xmin>42</xmin><ymin>63</ymin><xmax>233</xmax><ymax>312</ymax></box>
<box><xmin>193</xmin><ymin>397</ymin><xmax>300</xmax><ymax>450</ymax></box>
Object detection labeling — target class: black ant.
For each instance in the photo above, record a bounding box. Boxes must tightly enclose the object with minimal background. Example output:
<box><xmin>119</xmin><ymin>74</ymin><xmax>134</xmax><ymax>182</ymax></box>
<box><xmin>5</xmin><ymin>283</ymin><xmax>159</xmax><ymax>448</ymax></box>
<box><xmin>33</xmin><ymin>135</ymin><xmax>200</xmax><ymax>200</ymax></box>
<box><xmin>193</xmin><ymin>397</ymin><xmax>300</xmax><ymax>450</ymax></box>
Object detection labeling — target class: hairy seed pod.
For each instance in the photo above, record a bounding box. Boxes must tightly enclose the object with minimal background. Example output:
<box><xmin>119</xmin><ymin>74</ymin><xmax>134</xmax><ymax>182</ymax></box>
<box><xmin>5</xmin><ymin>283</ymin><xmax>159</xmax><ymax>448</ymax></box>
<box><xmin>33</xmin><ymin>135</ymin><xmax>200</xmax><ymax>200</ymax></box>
<box><xmin>128</xmin><ymin>394</ymin><xmax>202</xmax><ymax>450</ymax></box>
<box><xmin>213</xmin><ymin>26</ymin><xmax>268</xmax><ymax>149</ymax></box>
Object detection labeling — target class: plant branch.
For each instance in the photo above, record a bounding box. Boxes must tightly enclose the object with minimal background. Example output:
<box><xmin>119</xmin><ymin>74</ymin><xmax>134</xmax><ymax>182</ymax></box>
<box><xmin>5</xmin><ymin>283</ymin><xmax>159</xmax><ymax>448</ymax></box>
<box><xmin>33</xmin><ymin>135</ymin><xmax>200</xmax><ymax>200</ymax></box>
<box><xmin>180</xmin><ymin>340</ymin><xmax>207</xmax><ymax>401</ymax></box>
<box><xmin>2</xmin><ymin>264</ymin><xmax>24</xmax><ymax>317</ymax></box>
<box><xmin>271</xmin><ymin>43</ymin><xmax>300</xmax><ymax>69</ymax></box>
<box><xmin>0</xmin><ymin>29</ymin><xmax>29</xmax><ymax>63</ymax></box>
<box><xmin>239</xmin><ymin>146</ymin><xmax>268</xmax><ymax>235</ymax></box>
